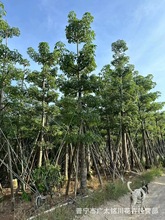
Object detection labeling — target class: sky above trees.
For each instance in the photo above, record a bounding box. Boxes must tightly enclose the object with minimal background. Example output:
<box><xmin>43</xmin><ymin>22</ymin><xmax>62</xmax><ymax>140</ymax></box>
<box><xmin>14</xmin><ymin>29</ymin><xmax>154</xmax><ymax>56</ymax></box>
<box><xmin>3</xmin><ymin>0</ymin><xmax>165</xmax><ymax>103</ymax></box>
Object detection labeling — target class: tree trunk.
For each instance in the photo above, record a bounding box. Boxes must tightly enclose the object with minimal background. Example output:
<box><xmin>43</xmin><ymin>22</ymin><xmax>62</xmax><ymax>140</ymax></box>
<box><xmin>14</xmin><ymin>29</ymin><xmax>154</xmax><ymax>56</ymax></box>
<box><xmin>86</xmin><ymin>145</ymin><xmax>92</xmax><ymax>180</ymax></box>
<box><xmin>65</xmin><ymin>144</ymin><xmax>69</xmax><ymax>181</ymax></box>
<box><xmin>38</xmin><ymin>77</ymin><xmax>46</xmax><ymax>167</ymax></box>
<box><xmin>79</xmin><ymin>143</ymin><xmax>87</xmax><ymax>194</ymax></box>
<box><xmin>65</xmin><ymin>146</ymin><xmax>77</xmax><ymax>196</ymax></box>
<box><xmin>126</xmin><ymin>133</ymin><xmax>143</xmax><ymax>171</ymax></box>
<box><xmin>112</xmin><ymin>135</ymin><xmax>121</xmax><ymax>181</ymax></box>
<box><xmin>74</xmin><ymin>145</ymin><xmax>79</xmax><ymax>197</ymax></box>
<box><xmin>0</xmin><ymin>89</ymin><xmax>4</xmax><ymax>111</ymax></box>
<box><xmin>122</xmin><ymin>131</ymin><xmax>130</xmax><ymax>171</ymax></box>
<box><xmin>91</xmin><ymin>146</ymin><xmax>103</xmax><ymax>186</ymax></box>
<box><xmin>142</xmin><ymin>129</ymin><xmax>150</xmax><ymax>168</ymax></box>
<box><xmin>107</xmin><ymin>128</ymin><xmax>114</xmax><ymax>172</ymax></box>
<box><xmin>7</xmin><ymin>141</ymin><xmax>15</xmax><ymax>211</ymax></box>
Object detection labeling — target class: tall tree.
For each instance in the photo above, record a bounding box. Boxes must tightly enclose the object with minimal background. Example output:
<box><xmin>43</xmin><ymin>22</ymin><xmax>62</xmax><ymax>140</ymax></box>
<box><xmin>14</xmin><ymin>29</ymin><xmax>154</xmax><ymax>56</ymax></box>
<box><xmin>27</xmin><ymin>42</ymin><xmax>59</xmax><ymax>167</ymax></box>
<box><xmin>0</xmin><ymin>23</ymin><xmax>21</xmax><ymax>111</ymax></box>
<box><xmin>134</xmin><ymin>73</ymin><xmax>164</xmax><ymax>167</ymax></box>
<box><xmin>0</xmin><ymin>3</ymin><xmax>28</xmax><ymax>210</ymax></box>
<box><xmin>56</xmin><ymin>11</ymin><xmax>99</xmax><ymax>194</ymax></box>
<box><xmin>100</xmin><ymin>40</ymin><xmax>138</xmax><ymax>172</ymax></box>
<box><xmin>112</xmin><ymin>40</ymin><xmax>136</xmax><ymax>170</ymax></box>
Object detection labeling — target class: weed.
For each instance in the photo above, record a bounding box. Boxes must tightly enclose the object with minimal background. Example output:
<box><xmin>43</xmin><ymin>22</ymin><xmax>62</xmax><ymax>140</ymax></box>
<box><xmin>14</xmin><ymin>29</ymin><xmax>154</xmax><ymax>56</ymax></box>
<box><xmin>21</xmin><ymin>191</ymin><xmax>32</xmax><ymax>202</ymax></box>
<box><xmin>127</xmin><ymin>167</ymin><xmax>163</xmax><ymax>190</ymax></box>
<box><xmin>34</xmin><ymin>204</ymin><xmax>76</xmax><ymax>220</ymax></box>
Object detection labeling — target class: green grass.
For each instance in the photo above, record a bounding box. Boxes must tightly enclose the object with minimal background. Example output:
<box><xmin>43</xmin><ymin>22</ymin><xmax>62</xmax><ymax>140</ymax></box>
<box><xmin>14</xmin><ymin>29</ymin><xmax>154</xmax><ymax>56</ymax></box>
<box><xmin>32</xmin><ymin>204</ymin><xmax>76</xmax><ymax>220</ymax></box>
<box><xmin>130</xmin><ymin>167</ymin><xmax>163</xmax><ymax>190</ymax></box>
<box><xmin>32</xmin><ymin>167</ymin><xmax>164</xmax><ymax>220</ymax></box>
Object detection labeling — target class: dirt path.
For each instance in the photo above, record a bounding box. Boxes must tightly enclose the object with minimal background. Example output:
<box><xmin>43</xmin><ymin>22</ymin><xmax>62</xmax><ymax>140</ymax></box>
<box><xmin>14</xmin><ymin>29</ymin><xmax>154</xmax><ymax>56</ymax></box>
<box><xmin>79</xmin><ymin>174</ymin><xmax>165</xmax><ymax>220</ymax></box>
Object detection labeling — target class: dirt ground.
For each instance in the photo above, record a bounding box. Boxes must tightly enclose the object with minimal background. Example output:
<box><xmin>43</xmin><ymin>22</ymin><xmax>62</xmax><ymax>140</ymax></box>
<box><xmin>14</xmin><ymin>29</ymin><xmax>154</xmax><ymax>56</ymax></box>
<box><xmin>0</xmin><ymin>190</ymin><xmax>69</xmax><ymax>220</ymax></box>
<box><xmin>0</xmin><ymin>177</ymin><xmax>102</xmax><ymax>220</ymax></box>
<box><xmin>0</xmin><ymin>193</ymin><xmax>36</xmax><ymax>220</ymax></box>
<box><xmin>79</xmin><ymin>174</ymin><xmax>165</xmax><ymax>220</ymax></box>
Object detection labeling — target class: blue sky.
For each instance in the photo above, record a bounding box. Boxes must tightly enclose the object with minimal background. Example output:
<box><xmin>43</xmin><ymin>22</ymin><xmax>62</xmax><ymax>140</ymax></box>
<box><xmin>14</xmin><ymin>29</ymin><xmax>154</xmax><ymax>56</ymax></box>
<box><xmin>2</xmin><ymin>0</ymin><xmax>165</xmax><ymax>103</ymax></box>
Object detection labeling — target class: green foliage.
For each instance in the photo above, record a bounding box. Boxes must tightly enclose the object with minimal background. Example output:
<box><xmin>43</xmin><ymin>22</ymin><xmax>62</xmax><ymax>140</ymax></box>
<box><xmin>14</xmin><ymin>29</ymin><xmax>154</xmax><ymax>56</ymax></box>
<box><xmin>21</xmin><ymin>191</ymin><xmax>31</xmax><ymax>202</ymax></box>
<box><xmin>104</xmin><ymin>182</ymin><xmax>128</xmax><ymax>200</ymax></box>
<box><xmin>66</xmin><ymin>11</ymin><xmax>95</xmax><ymax>44</ymax></box>
<box><xmin>159</xmin><ymin>158</ymin><xmax>165</xmax><ymax>167</ymax></box>
<box><xmin>0</xmin><ymin>2</ymin><xmax>6</xmax><ymax>17</ymax></box>
<box><xmin>33</xmin><ymin>164</ymin><xmax>64</xmax><ymax>194</ymax></box>
<box><xmin>141</xmin><ymin>168</ymin><xmax>163</xmax><ymax>181</ymax></box>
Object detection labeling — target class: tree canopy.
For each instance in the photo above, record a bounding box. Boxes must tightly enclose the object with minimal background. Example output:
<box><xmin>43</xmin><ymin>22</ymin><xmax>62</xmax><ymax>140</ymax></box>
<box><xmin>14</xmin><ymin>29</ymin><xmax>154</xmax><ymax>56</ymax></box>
<box><xmin>0</xmin><ymin>2</ymin><xmax>165</xmax><ymax>206</ymax></box>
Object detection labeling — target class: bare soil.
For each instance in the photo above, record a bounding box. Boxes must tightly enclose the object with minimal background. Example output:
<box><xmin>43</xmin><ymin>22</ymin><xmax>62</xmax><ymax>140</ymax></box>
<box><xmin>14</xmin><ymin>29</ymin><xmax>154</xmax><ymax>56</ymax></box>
<box><xmin>0</xmin><ymin>176</ymin><xmax>102</xmax><ymax>220</ymax></box>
